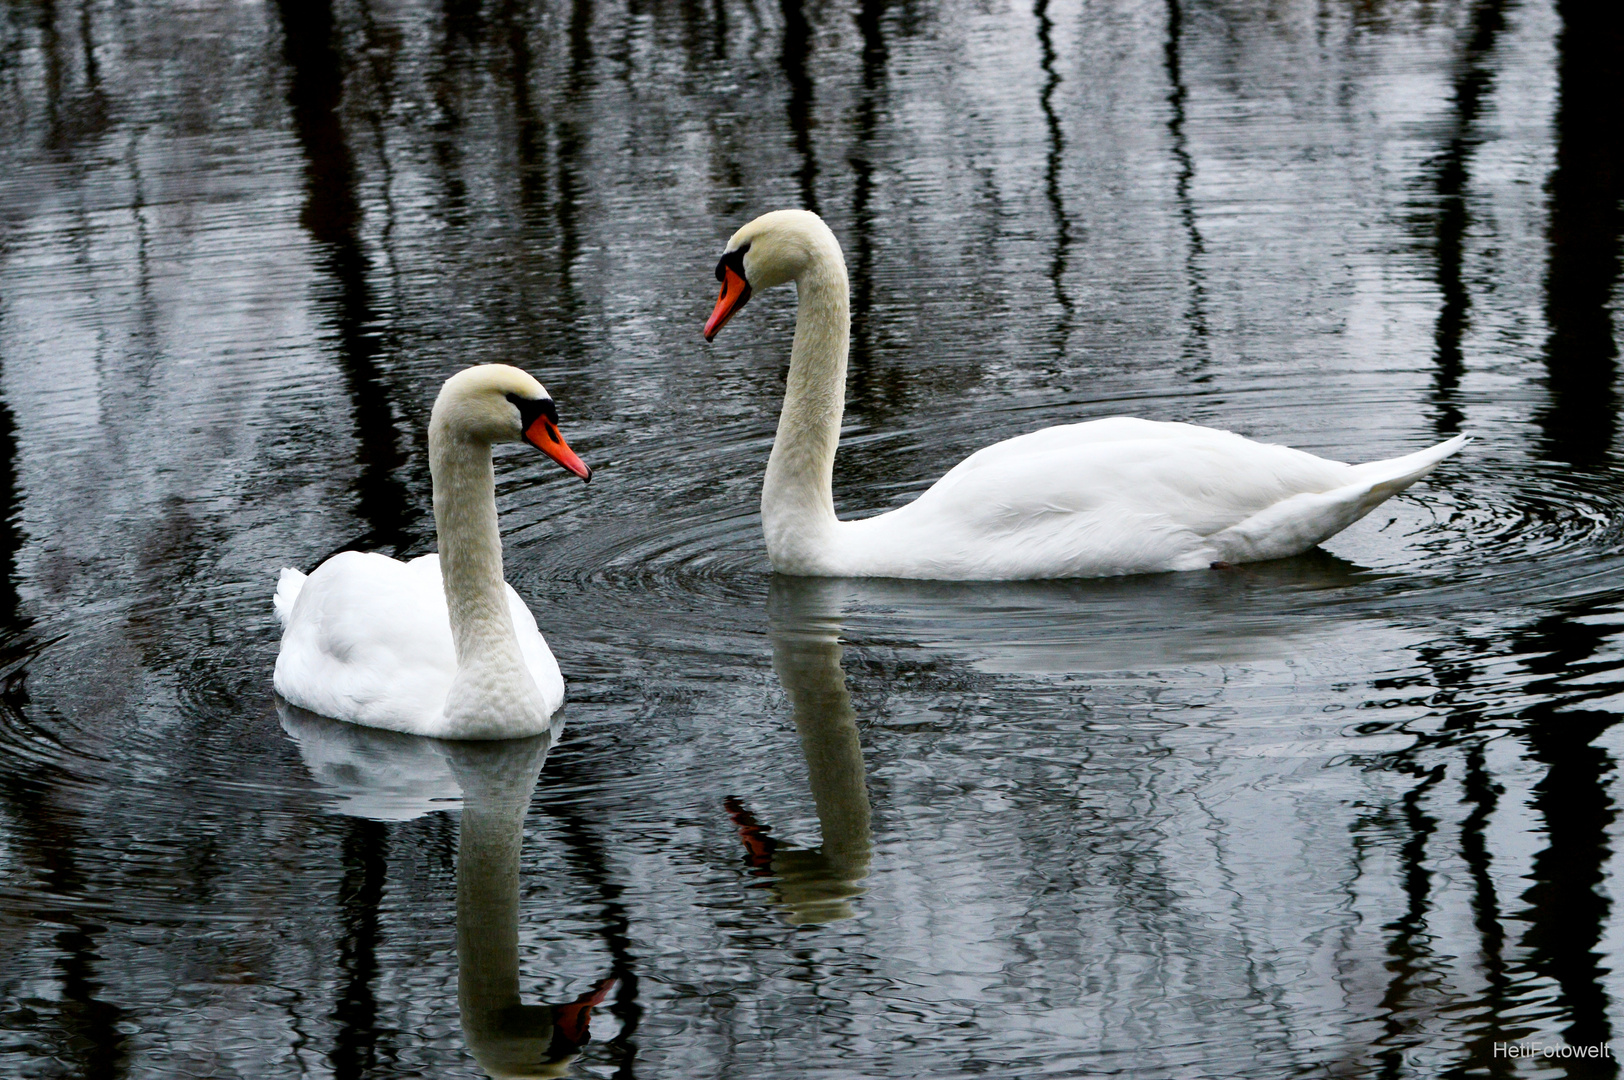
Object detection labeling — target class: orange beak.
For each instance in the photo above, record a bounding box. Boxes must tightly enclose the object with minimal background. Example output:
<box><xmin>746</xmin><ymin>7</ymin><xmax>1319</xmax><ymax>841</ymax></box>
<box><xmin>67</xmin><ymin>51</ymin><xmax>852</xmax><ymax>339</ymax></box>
<box><xmin>525</xmin><ymin>415</ymin><xmax>591</xmax><ymax>481</ymax></box>
<box><xmin>704</xmin><ymin>265</ymin><xmax>752</xmax><ymax>341</ymax></box>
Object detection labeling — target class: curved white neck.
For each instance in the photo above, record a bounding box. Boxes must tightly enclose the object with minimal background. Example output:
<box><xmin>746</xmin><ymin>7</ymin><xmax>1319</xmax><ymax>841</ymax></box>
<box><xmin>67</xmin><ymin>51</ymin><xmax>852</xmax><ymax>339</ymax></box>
<box><xmin>762</xmin><ymin>245</ymin><xmax>850</xmax><ymax>572</ymax></box>
<box><xmin>430</xmin><ymin>424</ymin><xmax>539</xmax><ymax>728</ymax></box>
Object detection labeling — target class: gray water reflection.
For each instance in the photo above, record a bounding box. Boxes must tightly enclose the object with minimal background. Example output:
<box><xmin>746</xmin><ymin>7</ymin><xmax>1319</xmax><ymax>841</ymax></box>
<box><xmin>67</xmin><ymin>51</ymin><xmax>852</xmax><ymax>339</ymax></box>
<box><xmin>281</xmin><ymin>706</ymin><xmax>617</xmax><ymax>1078</ymax></box>
<box><xmin>2</xmin><ymin>0</ymin><xmax>1624</xmax><ymax>1076</ymax></box>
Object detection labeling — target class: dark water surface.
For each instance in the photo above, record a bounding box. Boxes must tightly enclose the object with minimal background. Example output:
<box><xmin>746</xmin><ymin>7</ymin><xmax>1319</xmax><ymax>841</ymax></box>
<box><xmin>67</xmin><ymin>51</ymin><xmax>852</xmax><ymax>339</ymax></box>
<box><xmin>2</xmin><ymin>0</ymin><xmax>1622</xmax><ymax>1076</ymax></box>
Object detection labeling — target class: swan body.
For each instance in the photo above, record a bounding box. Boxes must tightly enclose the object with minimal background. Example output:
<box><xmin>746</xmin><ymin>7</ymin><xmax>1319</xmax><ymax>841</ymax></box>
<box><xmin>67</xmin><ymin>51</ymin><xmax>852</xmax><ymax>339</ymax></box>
<box><xmin>274</xmin><ymin>553</ymin><xmax>564</xmax><ymax>737</ymax></box>
<box><xmin>704</xmin><ymin>209</ymin><xmax>1467</xmax><ymax>579</ymax></box>
<box><xmin>273</xmin><ymin>365</ymin><xmax>591</xmax><ymax>739</ymax></box>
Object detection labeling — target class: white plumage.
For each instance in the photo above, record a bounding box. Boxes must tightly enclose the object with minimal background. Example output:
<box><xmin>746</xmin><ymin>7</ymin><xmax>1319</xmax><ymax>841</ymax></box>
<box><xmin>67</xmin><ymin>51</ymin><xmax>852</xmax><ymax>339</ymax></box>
<box><xmin>704</xmin><ymin>210</ymin><xmax>1466</xmax><ymax>580</ymax></box>
<box><xmin>273</xmin><ymin>553</ymin><xmax>563</xmax><ymax>736</ymax></box>
<box><xmin>273</xmin><ymin>364</ymin><xmax>589</xmax><ymax>739</ymax></box>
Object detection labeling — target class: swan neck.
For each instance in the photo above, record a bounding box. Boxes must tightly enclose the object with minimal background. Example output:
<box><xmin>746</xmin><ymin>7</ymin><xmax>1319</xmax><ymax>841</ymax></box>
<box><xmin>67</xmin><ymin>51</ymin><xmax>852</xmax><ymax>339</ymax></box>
<box><xmin>429</xmin><ymin>428</ymin><xmax>523</xmax><ymax>672</ymax></box>
<box><xmin>763</xmin><ymin>259</ymin><xmax>849</xmax><ymax>570</ymax></box>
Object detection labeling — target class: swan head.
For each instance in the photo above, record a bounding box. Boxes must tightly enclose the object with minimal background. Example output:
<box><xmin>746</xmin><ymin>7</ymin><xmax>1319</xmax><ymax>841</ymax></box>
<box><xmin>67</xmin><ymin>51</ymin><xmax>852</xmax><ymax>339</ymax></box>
<box><xmin>704</xmin><ymin>209</ymin><xmax>839</xmax><ymax>340</ymax></box>
<box><xmin>432</xmin><ymin>364</ymin><xmax>591</xmax><ymax>481</ymax></box>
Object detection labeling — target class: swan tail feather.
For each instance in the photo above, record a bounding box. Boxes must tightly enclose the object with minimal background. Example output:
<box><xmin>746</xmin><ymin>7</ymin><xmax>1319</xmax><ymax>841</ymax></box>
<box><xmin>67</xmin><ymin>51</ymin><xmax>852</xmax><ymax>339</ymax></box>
<box><xmin>274</xmin><ymin>567</ymin><xmax>307</xmax><ymax>630</ymax></box>
<box><xmin>1210</xmin><ymin>434</ymin><xmax>1469</xmax><ymax>564</ymax></box>
<box><xmin>1346</xmin><ymin>433</ymin><xmax>1471</xmax><ymax>493</ymax></box>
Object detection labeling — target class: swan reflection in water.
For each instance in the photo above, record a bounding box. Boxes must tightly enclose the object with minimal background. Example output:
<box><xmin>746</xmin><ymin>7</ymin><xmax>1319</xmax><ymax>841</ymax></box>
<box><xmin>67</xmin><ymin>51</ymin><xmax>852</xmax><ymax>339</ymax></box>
<box><xmin>279</xmin><ymin>702</ymin><xmax>615</xmax><ymax>1078</ymax></box>
<box><xmin>733</xmin><ymin>554</ymin><xmax>1383</xmax><ymax>921</ymax></box>
<box><xmin>727</xmin><ymin>577</ymin><xmax>874</xmax><ymax>924</ymax></box>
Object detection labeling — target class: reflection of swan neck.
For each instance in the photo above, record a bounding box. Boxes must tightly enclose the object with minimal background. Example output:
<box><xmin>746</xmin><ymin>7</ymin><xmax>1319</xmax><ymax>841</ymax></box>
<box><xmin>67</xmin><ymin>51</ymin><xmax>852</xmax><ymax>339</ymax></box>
<box><xmin>767</xmin><ymin>582</ymin><xmax>874</xmax><ymax>924</ymax></box>
<box><xmin>430</xmin><ymin>423</ymin><xmax>526</xmax><ymax>677</ymax></box>
<box><xmin>457</xmin><ymin>789</ymin><xmax>528</xmax><ymax>1015</ymax></box>
<box><xmin>775</xmin><ymin>633</ymin><xmax>870</xmax><ymax>868</ymax></box>
<box><xmin>453</xmin><ymin>740</ymin><xmax>563</xmax><ymax>1079</ymax></box>
<box><xmin>762</xmin><ymin>236</ymin><xmax>849</xmax><ymax>571</ymax></box>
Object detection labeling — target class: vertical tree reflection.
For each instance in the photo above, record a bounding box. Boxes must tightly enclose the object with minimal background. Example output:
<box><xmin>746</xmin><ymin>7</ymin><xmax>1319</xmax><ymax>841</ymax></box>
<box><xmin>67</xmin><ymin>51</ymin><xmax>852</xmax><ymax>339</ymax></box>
<box><xmin>0</xmin><ymin>392</ymin><xmax>23</xmax><ymax>628</ymax></box>
<box><xmin>1447</xmin><ymin>737</ymin><xmax>1515</xmax><ymax>1079</ymax></box>
<box><xmin>430</xmin><ymin>0</ymin><xmax>480</xmax><ymax>227</ymax></box>
<box><xmin>329</xmin><ymin>818</ymin><xmax>392</xmax><ymax>1079</ymax></box>
<box><xmin>1538</xmin><ymin>0</ymin><xmax>1622</xmax><ymax>466</ymax></box>
<box><xmin>34</xmin><ymin>0</ymin><xmax>110</xmax><ymax>156</ymax></box>
<box><xmin>1163</xmin><ymin>0</ymin><xmax>1209</xmax><ymax>370</ymax></box>
<box><xmin>1511</xmin><ymin>605</ymin><xmax>1620</xmax><ymax>1077</ymax></box>
<box><xmin>1372</xmin><ymin>602</ymin><xmax>1623</xmax><ymax>1076</ymax></box>
<box><xmin>845</xmin><ymin>0</ymin><xmax>896</xmax><ymax>419</ymax></box>
<box><xmin>779</xmin><ymin>0</ymin><xmax>818</xmax><ymax>213</ymax></box>
<box><xmin>556</xmin><ymin>0</ymin><xmax>595</xmax><ymax>333</ymax></box>
<box><xmin>1374</xmin><ymin>763</ymin><xmax>1447</xmax><ymax>1073</ymax></box>
<box><xmin>0</xmin><ymin>760</ymin><xmax>130</xmax><ymax>1079</ymax></box>
<box><xmin>1034</xmin><ymin>0</ymin><xmax>1074</xmax><ymax>360</ymax></box>
<box><xmin>275</xmin><ymin>0</ymin><xmax>413</xmax><ymax>554</ymax></box>
<box><xmin>1</xmin><ymin>8</ymin><xmax>124</xmax><ymax>1075</ymax></box>
<box><xmin>1426</xmin><ymin>0</ymin><xmax>1512</xmax><ymax>434</ymax></box>
<box><xmin>501</xmin><ymin>0</ymin><xmax>550</xmax><ymax>220</ymax></box>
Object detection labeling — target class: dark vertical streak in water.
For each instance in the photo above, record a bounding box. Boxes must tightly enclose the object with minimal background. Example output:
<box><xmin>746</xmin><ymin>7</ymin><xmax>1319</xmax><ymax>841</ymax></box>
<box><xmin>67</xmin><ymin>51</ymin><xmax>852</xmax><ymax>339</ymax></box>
<box><xmin>845</xmin><ymin>0</ymin><xmax>889</xmax><ymax>415</ymax></box>
<box><xmin>556</xmin><ymin>0</ymin><xmax>594</xmax><ymax>334</ymax></box>
<box><xmin>329</xmin><ymin>817</ymin><xmax>391</xmax><ymax>1080</ymax></box>
<box><xmin>0</xmin><ymin>755</ymin><xmax>128</xmax><ymax>1078</ymax></box>
<box><xmin>779</xmin><ymin>0</ymin><xmax>818</xmax><ymax>213</ymax></box>
<box><xmin>541</xmin><ymin>801</ymin><xmax>643</xmax><ymax>1079</ymax></box>
<box><xmin>430</xmin><ymin>0</ymin><xmax>479</xmax><ymax>228</ymax></box>
<box><xmin>1427</xmin><ymin>0</ymin><xmax>1511</xmax><ymax>435</ymax></box>
<box><xmin>275</xmin><ymin>0</ymin><xmax>412</xmax><ymax>554</ymax></box>
<box><xmin>1509</xmin><ymin>602</ymin><xmax>1621</xmax><ymax>1074</ymax></box>
<box><xmin>1374</xmin><ymin>606</ymin><xmax>1624</xmax><ymax>1075</ymax></box>
<box><xmin>36</xmin><ymin>0</ymin><xmax>108</xmax><ymax>156</ymax></box>
<box><xmin>48</xmin><ymin>921</ymin><xmax>129</xmax><ymax>1080</ymax></box>
<box><xmin>1402</xmin><ymin>638</ymin><xmax>1510</xmax><ymax>1060</ymax></box>
<box><xmin>351</xmin><ymin>0</ymin><xmax>405</xmax><ymax>308</ymax></box>
<box><xmin>125</xmin><ymin>130</ymin><xmax>161</xmax><ymax>390</ymax></box>
<box><xmin>1375</xmin><ymin>763</ymin><xmax>1446</xmax><ymax>1075</ymax></box>
<box><xmin>711</xmin><ymin>0</ymin><xmax>729</xmax><ymax>59</ymax></box>
<box><xmin>35</xmin><ymin>0</ymin><xmax>64</xmax><ymax>153</ymax></box>
<box><xmin>0</xmin><ymin>17</ymin><xmax>125</xmax><ymax>1058</ymax></box>
<box><xmin>1034</xmin><ymin>0</ymin><xmax>1073</xmax><ymax>356</ymax></box>
<box><xmin>1164</xmin><ymin>0</ymin><xmax>1209</xmax><ymax>366</ymax></box>
<box><xmin>1539</xmin><ymin>0</ymin><xmax>1623</xmax><ymax>467</ymax></box>
<box><xmin>0</xmin><ymin>388</ymin><xmax>23</xmax><ymax>627</ymax></box>
<box><xmin>72</xmin><ymin>0</ymin><xmax>106</xmax><ymax>142</ymax></box>
<box><xmin>1520</xmin><ymin>708</ymin><xmax>1618</xmax><ymax>1074</ymax></box>
<box><xmin>502</xmin><ymin>0</ymin><xmax>550</xmax><ymax>225</ymax></box>
<box><xmin>1443</xmin><ymin>742</ymin><xmax>1516</xmax><ymax>1079</ymax></box>
<box><xmin>675</xmin><ymin>0</ymin><xmax>707</xmax><ymax>72</ymax></box>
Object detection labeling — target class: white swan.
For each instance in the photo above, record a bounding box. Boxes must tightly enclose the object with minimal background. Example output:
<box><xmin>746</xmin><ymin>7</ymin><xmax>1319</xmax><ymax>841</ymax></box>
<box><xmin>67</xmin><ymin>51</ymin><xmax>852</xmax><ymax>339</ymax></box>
<box><xmin>704</xmin><ymin>209</ymin><xmax>1467</xmax><ymax>579</ymax></box>
<box><xmin>273</xmin><ymin>364</ymin><xmax>591</xmax><ymax>739</ymax></box>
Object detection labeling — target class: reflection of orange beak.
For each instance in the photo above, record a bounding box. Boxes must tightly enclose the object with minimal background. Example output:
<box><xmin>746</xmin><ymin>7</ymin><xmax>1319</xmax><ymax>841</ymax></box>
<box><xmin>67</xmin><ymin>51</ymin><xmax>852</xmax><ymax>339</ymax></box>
<box><xmin>552</xmin><ymin>976</ymin><xmax>618</xmax><ymax>1047</ymax></box>
<box><xmin>524</xmin><ymin>416</ymin><xmax>592</xmax><ymax>481</ymax></box>
<box><xmin>704</xmin><ymin>265</ymin><xmax>752</xmax><ymax>341</ymax></box>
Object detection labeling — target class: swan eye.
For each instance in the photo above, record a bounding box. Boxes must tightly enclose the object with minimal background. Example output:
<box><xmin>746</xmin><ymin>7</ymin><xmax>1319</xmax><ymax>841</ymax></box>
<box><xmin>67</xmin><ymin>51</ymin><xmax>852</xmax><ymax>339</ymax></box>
<box><xmin>505</xmin><ymin>392</ymin><xmax>558</xmax><ymax>428</ymax></box>
<box><xmin>715</xmin><ymin>242</ymin><xmax>750</xmax><ymax>283</ymax></box>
